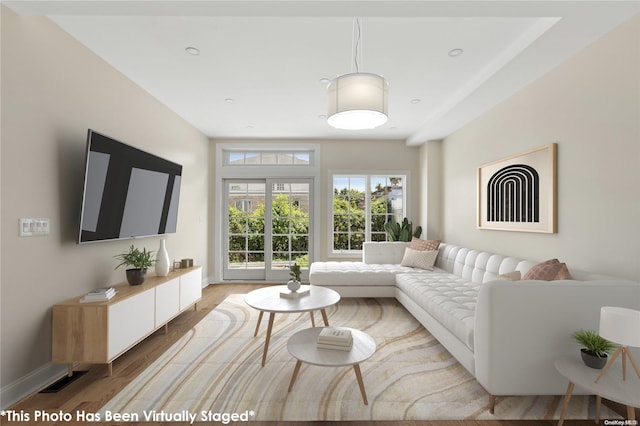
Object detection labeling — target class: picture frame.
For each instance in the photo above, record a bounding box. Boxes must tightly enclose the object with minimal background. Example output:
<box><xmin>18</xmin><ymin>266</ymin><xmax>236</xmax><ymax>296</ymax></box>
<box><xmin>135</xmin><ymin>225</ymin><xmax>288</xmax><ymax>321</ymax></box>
<box><xmin>477</xmin><ymin>143</ymin><xmax>557</xmax><ymax>233</ymax></box>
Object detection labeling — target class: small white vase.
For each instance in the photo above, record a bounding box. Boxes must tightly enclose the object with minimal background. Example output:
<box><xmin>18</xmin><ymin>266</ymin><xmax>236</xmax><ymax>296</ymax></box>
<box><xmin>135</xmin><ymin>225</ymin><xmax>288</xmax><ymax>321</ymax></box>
<box><xmin>287</xmin><ymin>279</ymin><xmax>301</xmax><ymax>292</ymax></box>
<box><xmin>155</xmin><ymin>239</ymin><xmax>170</xmax><ymax>277</ymax></box>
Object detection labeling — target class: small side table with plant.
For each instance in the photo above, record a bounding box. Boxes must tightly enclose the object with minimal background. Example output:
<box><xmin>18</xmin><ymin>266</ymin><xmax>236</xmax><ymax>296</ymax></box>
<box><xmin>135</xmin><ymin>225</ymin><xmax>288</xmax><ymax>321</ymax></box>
<box><xmin>555</xmin><ymin>328</ymin><xmax>637</xmax><ymax>426</ymax></box>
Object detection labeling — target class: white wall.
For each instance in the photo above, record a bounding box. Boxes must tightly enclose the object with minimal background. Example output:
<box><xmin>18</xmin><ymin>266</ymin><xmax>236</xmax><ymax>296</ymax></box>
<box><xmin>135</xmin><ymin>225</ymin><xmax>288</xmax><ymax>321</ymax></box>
<box><xmin>439</xmin><ymin>14</ymin><xmax>640</xmax><ymax>280</ymax></box>
<box><xmin>0</xmin><ymin>6</ymin><xmax>210</xmax><ymax>398</ymax></box>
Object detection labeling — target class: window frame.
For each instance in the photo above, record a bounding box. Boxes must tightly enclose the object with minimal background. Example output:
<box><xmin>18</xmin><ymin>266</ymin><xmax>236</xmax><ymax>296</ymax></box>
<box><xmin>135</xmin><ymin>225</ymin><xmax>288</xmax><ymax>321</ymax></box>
<box><xmin>215</xmin><ymin>143</ymin><xmax>321</xmax><ymax>282</ymax></box>
<box><xmin>328</xmin><ymin>171</ymin><xmax>410</xmax><ymax>257</ymax></box>
<box><xmin>223</xmin><ymin>149</ymin><xmax>314</xmax><ymax>167</ymax></box>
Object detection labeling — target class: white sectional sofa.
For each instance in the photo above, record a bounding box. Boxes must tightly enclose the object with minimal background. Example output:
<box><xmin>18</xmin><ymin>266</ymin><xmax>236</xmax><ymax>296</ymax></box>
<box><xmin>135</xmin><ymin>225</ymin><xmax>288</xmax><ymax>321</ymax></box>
<box><xmin>309</xmin><ymin>242</ymin><xmax>640</xmax><ymax>412</ymax></box>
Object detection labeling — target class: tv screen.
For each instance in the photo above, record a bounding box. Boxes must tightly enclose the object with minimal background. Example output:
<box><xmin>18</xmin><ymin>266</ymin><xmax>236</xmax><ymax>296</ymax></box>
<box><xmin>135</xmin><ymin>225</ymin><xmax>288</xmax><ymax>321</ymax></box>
<box><xmin>78</xmin><ymin>130</ymin><xmax>182</xmax><ymax>244</ymax></box>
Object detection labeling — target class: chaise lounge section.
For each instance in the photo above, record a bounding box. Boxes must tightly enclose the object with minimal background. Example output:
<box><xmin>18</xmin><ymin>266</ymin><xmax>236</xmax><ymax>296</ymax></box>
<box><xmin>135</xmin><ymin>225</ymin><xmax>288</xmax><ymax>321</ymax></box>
<box><xmin>310</xmin><ymin>242</ymin><xmax>640</xmax><ymax>412</ymax></box>
<box><xmin>307</xmin><ymin>242</ymin><xmax>416</xmax><ymax>298</ymax></box>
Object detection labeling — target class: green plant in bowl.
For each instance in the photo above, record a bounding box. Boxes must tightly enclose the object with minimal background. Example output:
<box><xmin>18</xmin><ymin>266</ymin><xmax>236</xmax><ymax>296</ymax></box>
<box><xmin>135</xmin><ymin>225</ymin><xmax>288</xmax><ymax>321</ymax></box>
<box><xmin>571</xmin><ymin>329</ymin><xmax>616</xmax><ymax>369</ymax></box>
<box><xmin>289</xmin><ymin>262</ymin><xmax>302</xmax><ymax>282</ymax></box>
<box><xmin>114</xmin><ymin>245</ymin><xmax>155</xmax><ymax>285</ymax></box>
<box><xmin>572</xmin><ymin>329</ymin><xmax>616</xmax><ymax>357</ymax></box>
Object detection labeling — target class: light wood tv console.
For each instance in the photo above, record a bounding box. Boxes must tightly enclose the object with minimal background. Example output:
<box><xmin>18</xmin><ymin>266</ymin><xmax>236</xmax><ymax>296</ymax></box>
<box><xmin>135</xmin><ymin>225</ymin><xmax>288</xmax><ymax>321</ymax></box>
<box><xmin>52</xmin><ymin>266</ymin><xmax>202</xmax><ymax>376</ymax></box>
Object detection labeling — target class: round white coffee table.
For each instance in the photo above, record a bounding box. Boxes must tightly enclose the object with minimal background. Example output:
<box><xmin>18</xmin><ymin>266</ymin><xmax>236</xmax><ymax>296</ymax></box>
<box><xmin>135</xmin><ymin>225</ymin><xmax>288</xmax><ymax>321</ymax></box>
<box><xmin>244</xmin><ymin>285</ymin><xmax>340</xmax><ymax>366</ymax></box>
<box><xmin>287</xmin><ymin>327</ymin><xmax>376</xmax><ymax>404</ymax></box>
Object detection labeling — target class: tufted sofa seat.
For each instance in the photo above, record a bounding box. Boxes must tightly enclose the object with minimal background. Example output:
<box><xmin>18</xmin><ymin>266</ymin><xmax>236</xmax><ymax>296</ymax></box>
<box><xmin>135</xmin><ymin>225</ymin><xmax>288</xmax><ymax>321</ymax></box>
<box><xmin>395</xmin><ymin>271</ymin><xmax>479</xmax><ymax>351</ymax></box>
<box><xmin>309</xmin><ymin>241</ymin><xmax>640</xmax><ymax>413</ymax></box>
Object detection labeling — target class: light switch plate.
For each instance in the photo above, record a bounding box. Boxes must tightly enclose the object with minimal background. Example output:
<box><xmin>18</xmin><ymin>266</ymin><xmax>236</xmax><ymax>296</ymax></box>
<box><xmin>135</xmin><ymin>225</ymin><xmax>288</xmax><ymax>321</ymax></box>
<box><xmin>20</xmin><ymin>218</ymin><xmax>50</xmax><ymax>236</ymax></box>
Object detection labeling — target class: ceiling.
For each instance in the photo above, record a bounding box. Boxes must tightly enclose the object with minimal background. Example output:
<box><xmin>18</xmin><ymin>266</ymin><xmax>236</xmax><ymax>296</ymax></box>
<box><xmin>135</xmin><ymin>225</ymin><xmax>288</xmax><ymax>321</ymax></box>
<box><xmin>4</xmin><ymin>1</ymin><xmax>639</xmax><ymax>145</ymax></box>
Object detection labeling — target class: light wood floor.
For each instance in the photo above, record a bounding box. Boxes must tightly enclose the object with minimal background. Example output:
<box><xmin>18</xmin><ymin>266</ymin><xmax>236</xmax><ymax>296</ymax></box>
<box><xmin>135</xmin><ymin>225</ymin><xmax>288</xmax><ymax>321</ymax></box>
<box><xmin>11</xmin><ymin>283</ymin><xmax>627</xmax><ymax>426</ymax></box>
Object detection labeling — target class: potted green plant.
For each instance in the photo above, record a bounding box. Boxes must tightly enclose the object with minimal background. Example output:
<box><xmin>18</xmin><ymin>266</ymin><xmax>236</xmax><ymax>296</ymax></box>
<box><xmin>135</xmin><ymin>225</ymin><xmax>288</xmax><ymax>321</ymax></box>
<box><xmin>115</xmin><ymin>245</ymin><xmax>155</xmax><ymax>285</ymax></box>
<box><xmin>571</xmin><ymin>329</ymin><xmax>616</xmax><ymax>369</ymax></box>
<box><xmin>383</xmin><ymin>217</ymin><xmax>422</xmax><ymax>242</ymax></box>
<box><xmin>287</xmin><ymin>262</ymin><xmax>302</xmax><ymax>292</ymax></box>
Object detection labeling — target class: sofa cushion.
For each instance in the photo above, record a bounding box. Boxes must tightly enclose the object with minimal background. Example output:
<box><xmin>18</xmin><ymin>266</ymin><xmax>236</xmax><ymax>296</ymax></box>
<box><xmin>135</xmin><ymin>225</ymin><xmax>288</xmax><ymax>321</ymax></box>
<box><xmin>310</xmin><ymin>261</ymin><xmax>419</xmax><ymax>287</ymax></box>
<box><xmin>395</xmin><ymin>270</ymin><xmax>480</xmax><ymax>351</ymax></box>
<box><xmin>523</xmin><ymin>259</ymin><xmax>572</xmax><ymax>280</ymax></box>
<box><xmin>400</xmin><ymin>248</ymin><xmax>438</xmax><ymax>270</ymax></box>
<box><xmin>362</xmin><ymin>242</ymin><xmax>409</xmax><ymax>264</ymax></box>
<box><xmin>436</xmin><ymin>243</ymin><xmax>537</xmax><ymax>283</ymax></box>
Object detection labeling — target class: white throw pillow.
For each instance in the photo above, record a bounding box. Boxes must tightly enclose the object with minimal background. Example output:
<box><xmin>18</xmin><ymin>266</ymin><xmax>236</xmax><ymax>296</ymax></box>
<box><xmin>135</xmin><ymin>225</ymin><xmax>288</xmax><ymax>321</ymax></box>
<box><xmin>400</xmin><ymin>248</ymin><xmax>438</xmax><ymax>270</ymax></box>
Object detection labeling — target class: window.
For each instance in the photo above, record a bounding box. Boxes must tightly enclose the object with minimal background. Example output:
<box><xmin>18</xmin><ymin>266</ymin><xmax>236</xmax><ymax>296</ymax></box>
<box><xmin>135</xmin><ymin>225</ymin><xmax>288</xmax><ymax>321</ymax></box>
<box><xmin>216</xmin><ymin>143</ymin><xmax>320</xmax><ymax>282</ymax></box>
<box><xmin>224</xmin><ymin>150</ymin><xmax>312</xmax><ymax>166</ymax></box>
<box><xmin>332</xmin><ymin>174</ymin><xmax>406</xmax><ymax>253</ymax></box>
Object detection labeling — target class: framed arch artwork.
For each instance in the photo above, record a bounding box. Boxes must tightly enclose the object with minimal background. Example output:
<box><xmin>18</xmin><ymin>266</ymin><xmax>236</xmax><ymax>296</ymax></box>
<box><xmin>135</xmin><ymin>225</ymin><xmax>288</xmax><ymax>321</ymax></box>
<box><xmin>477</xmin><ymin>143</ymin><xmax>557</xmax><ymax>233</ymax></box>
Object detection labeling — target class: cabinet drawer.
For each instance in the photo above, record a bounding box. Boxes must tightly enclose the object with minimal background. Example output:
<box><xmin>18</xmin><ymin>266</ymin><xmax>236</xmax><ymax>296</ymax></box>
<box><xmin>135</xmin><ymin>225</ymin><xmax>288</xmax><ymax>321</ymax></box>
<box><xmin>179</xmin><ymin>268</ymin><xmax>202</xmax><ymax>310</ymax></box>
<box><xmin>108</xmin><ymin>289</ymin><xmax>155</xmax><ymax>359</ymax></box>
<box><xmin>155</xmin><ymin>278</ymin><xmax>180</xmax><ymax>326</ymax></box>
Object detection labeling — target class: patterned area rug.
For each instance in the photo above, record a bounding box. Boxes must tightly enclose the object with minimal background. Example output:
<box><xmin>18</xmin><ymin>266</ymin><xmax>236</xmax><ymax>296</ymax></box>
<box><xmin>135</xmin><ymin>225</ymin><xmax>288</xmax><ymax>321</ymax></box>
<box><xmin>99</xmin><ymin>294</ymin><xmax>616</xmax><ymax>421</ymax></box>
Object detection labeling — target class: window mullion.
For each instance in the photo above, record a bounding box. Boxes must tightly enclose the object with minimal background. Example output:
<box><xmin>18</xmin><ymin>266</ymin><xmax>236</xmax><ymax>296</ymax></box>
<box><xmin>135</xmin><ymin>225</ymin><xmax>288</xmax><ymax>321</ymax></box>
<box><xmin>365</xmin><ymin>176</ymin><xmax>372</xmax><ymax>243</ymax></box>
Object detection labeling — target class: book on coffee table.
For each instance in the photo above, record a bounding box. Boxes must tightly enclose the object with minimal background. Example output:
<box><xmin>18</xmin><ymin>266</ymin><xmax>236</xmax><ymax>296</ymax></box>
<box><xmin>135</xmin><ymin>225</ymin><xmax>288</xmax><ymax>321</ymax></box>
<box><xmin>317</xmin><ymin>340</ymin><xmax>353</xmax><ymax>351</ymax></box>
<box><xmin>317</xmin><ymin>327</ymin><xmax>353</xmax><ymax>351</ymax></box>
<box><xmin>279</xmin><ymin>287</ymin><xmax>310</xmax><ymax>299</ymax></box>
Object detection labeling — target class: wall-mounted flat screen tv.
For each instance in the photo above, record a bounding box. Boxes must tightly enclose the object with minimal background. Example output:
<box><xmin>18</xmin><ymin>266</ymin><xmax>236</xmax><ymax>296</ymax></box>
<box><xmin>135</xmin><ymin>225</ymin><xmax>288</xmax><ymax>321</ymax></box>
<box><xmin>78</xmin><ymin>130</ymin><xmax>182</xmax><ymax>244</ymax></box>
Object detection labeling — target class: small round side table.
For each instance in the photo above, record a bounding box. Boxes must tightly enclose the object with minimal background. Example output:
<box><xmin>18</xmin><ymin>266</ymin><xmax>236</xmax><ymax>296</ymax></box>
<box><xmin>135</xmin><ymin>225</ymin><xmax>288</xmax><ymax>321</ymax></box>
<box><xmin>287</xmin><ymin>326</ymin><xmax>376</xmax><ymax>404</ymax></box>
<box><xmin>555</xmin><ymin>356</ymin><xmax>640</xmax><ymax>425</ymax></box>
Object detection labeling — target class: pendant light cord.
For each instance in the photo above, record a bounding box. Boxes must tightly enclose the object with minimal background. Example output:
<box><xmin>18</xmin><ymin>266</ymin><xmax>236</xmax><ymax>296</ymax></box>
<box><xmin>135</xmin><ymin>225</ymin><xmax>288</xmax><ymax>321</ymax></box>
<box><xmin>353</xmin><ymin>18</ymin><xmax>362</xmax><ymax>73</ymax></box>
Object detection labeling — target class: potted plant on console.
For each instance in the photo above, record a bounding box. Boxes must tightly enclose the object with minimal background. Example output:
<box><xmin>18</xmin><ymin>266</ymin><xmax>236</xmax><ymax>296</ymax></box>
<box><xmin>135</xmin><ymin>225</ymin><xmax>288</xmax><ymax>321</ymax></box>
<box><xmin>571</xmin><ymin>329</ymin><xmax>617</xmax><ymax>369</ymax></box>
<box><xmin>115</xmin><ymin>245</ymin><xmax>155</xmax><ymax>285</ymax></box>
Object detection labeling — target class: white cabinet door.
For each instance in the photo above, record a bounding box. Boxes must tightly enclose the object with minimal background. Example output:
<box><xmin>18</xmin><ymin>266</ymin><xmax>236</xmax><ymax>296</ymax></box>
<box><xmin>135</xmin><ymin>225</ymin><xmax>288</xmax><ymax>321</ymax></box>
<box><xmin>180</xmin><ymin>268</ymin><xmax>202</xmax><ymax>310</ymax></box>
<box><xmin>155</xmin><ymin>278</ymin><xmax>180</xmax><ymax>326</ymax></box>
<box><xmin>108</xmin><ymin>289</ymin><xmax>155</xmax><ymax>359</ymax></box>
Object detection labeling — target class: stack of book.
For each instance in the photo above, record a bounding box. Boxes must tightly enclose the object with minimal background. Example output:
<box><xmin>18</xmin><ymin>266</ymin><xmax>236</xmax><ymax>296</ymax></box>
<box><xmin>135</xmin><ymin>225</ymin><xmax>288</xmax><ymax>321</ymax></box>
<box><xmin>316</xmin><ymin>327</ymin><xmax>353</xmax><ymax>351</ymax></box>
<box><xmin>279</xmin><ymin>287</ymin><xmax>310</xmax><ymax>299</ymax></box>
<box><xmin>80</xmin><ymin>287</ymin><xmax>116</xmax><ymax>303</ymax></box>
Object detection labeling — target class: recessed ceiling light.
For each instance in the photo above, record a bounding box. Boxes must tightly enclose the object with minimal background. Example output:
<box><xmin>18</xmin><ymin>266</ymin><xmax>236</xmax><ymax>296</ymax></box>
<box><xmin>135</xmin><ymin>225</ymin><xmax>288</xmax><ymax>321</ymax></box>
<box><xmin>411</xmin><ymin>99</ymin><xmax>421</xmax><ymax>104</ymax></box>
<box><xmin>224</xmin><ymin>98</ymin><xmax>234</xmax><ymax>104</ymax></box>
<box><xmin>319</xmin><ymin>78</ymin><xmax>330</xmax><ymax>85</ymax></box>
<box><xmin>185</xmin><ymin>46</ymin><xmax>200</xmax><ymax>56</ymax></box>
<box><xmin>318</xmin><ymin>114</ymin><xmax>327</xmax><ymax>119</ymax></box>
<box><xmin>448</xmin><ymin>48</ymin><xmax>464</xmax><ymax>58</ymax></box>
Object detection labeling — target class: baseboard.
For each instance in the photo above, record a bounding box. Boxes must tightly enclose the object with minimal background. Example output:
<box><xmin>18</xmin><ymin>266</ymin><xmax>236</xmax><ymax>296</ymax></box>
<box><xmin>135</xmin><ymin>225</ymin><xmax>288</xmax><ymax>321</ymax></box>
<box><xmin>1</xmin><ymin>362</ymin><xmax>69</xmax><ymax>409</ymax></box>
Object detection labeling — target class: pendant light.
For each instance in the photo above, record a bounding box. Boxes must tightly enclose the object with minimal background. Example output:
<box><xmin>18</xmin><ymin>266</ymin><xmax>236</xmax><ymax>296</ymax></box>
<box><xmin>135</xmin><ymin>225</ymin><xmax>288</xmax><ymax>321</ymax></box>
<box><xmin>327</xmin><ymin>19</ymin><xmax>388</xmax><ymax>130</ymax></box>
